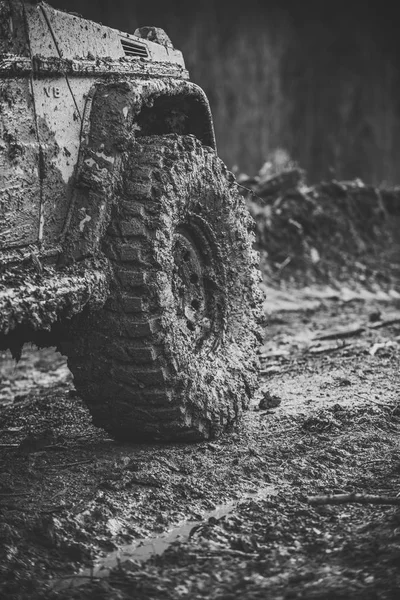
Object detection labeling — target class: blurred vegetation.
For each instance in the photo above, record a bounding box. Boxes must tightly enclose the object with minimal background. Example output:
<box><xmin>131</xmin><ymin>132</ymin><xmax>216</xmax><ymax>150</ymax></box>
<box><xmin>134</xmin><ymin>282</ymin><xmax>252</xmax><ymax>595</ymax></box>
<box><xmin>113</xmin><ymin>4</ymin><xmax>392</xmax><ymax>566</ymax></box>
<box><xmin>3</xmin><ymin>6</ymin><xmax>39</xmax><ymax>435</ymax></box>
<box><xmin>52</xmin><ymin>0</ymin><xmax>400</xmax><ymax>185</ymax></box>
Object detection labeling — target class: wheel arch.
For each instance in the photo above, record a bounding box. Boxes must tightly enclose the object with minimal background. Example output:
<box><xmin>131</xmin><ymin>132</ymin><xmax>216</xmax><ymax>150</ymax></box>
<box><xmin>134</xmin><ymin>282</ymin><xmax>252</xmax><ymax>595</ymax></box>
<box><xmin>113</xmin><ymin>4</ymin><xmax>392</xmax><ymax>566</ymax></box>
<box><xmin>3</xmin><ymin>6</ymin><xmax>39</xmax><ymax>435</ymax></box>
<box><xmin>135</xmin><ymin>84</ymin><xmax>216</xmax><ymax>150</ymax></box>
<box><xmin>61</xmin><ymin>79</ymin><xmax>216</xmax><ymax>263</ymax></box>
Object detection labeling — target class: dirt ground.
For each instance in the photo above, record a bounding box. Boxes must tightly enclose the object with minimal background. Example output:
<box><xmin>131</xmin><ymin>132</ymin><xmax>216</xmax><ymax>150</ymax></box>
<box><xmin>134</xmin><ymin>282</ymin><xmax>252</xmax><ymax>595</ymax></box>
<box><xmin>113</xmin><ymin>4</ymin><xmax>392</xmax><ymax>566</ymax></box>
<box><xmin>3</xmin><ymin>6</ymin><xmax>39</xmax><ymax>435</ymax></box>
<box><xmin>1</xmin><ymin>284</ymin><xmax>400</xmax><ymax>600</ymax></box>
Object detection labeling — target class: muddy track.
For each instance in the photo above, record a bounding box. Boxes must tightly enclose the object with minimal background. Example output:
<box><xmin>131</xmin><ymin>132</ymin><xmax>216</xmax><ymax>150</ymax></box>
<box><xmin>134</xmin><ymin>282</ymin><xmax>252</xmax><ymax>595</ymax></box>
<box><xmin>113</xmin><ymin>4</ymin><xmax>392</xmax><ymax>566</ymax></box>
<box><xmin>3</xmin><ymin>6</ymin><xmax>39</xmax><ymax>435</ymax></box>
<box><xmin>1</xmin><ymin>287</ymin><xmax>399</xmax><ymax>599</ymax></box>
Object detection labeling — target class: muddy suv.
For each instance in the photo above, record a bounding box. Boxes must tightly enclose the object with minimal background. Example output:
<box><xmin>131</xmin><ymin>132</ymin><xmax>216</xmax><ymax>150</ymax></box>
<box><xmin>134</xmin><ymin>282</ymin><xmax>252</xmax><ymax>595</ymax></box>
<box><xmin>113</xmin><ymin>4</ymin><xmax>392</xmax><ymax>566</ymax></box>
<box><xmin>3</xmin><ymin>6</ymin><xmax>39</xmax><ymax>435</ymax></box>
<box><xmin>0</xmin><ymin>0</ymin><xmax>262</xmax><ymax>441</ymax></box>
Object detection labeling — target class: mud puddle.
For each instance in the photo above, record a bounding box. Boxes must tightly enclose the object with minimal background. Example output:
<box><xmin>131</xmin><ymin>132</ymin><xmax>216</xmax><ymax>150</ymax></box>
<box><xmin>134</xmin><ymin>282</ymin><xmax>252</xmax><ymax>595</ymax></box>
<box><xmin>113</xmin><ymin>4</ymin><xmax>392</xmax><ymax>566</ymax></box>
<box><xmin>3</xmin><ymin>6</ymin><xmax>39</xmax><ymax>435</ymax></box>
<box><xmin>52</xmin><ymin>485</ymin><xmax>278</xmax><ymax>591</ymax></box>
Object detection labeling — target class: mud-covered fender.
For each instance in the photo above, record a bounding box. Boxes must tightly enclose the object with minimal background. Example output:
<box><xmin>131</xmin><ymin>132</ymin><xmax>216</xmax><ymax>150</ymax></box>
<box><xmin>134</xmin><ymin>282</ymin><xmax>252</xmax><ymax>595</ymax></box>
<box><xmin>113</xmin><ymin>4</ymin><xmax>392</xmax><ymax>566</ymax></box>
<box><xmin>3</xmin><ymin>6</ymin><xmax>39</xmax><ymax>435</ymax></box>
<box><xmin>62</xmin><ymin>79</ymin><xmax>216</xmax><ymax>262</ymax></box>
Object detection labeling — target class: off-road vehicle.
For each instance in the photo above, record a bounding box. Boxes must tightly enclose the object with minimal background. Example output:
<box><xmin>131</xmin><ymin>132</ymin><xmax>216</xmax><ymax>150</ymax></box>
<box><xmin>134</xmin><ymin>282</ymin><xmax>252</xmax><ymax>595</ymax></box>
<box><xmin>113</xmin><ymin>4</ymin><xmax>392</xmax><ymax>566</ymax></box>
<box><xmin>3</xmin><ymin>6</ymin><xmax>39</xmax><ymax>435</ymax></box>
<box><xmin>0</xmin><ymin>0</ymin><xmax>262</xmax><ymax>441</ymax></box>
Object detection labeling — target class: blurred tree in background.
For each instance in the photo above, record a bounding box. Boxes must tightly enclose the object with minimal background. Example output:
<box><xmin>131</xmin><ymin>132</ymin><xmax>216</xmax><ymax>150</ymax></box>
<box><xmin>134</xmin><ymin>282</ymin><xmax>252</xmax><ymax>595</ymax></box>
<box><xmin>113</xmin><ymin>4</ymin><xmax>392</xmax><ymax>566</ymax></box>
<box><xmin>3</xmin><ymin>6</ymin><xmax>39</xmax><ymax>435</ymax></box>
<box><xmin>51</xmin><ymin>0</ymin><xmax>400</xmax><ymax>185</ymax></box>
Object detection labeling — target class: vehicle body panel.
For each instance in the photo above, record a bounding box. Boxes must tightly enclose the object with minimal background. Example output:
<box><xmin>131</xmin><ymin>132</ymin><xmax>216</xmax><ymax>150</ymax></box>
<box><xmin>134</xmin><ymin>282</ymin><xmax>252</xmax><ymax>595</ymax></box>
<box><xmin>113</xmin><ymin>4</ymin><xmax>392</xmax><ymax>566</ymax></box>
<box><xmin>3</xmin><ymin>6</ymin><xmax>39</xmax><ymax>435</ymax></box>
<box><xmin>1</xmin><ymin>1</ymin><xmax>214</xmax><ymax>259</ymax></box>
<box><xmin>0</xmin><ymin>75</ymin><xmax>41</xmax><ymax>249</ymax></box>
<box><xmin>0</xmin><ymin>0</ymin><xmax>216</xmax><ymax>344</ymax></box>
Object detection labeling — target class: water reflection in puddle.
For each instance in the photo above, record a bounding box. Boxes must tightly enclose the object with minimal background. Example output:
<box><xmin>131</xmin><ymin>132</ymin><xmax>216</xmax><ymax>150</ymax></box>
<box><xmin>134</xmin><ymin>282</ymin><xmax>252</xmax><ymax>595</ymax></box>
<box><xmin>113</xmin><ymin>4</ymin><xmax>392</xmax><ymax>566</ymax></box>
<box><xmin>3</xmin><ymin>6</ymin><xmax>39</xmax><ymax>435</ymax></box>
<box><xmin>52</xmin><ymin>484</ymin><xmax>277</xmax><ymax>590</ymax></box>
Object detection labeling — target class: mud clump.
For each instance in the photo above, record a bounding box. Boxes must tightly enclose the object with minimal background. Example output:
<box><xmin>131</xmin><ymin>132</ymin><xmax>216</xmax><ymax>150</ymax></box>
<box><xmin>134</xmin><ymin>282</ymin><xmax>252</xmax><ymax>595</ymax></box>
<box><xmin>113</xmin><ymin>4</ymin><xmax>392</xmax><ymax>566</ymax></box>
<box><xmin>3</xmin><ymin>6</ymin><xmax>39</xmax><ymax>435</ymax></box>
<box><xmin>244</xmin><ymin>171</ymin><xmax>400</xmax><ymax>290</ymax></box>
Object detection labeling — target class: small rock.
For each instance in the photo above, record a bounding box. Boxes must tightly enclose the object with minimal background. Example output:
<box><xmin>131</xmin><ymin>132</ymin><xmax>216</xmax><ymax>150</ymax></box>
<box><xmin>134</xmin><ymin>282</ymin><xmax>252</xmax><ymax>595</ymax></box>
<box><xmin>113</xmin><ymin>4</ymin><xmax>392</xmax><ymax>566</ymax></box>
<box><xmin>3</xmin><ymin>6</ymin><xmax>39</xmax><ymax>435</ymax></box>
<box><xmin>206</xmin><ymin>443</ymin><xmax>219</xmax><ymax>452</ymax></box>
<box><xmin>336</xmin><ymin>377</ymin><xmax>351</xmax><ymax>387</ymax></box>
<box><xmin>369</xmin><ymin>310</ymin><xmax>381</xmax><ymax>323</ymax></box>
<box><xmin>258</xmin><ymin>391</ymin><xmax>282</xmax><ymax>410</ymax></box>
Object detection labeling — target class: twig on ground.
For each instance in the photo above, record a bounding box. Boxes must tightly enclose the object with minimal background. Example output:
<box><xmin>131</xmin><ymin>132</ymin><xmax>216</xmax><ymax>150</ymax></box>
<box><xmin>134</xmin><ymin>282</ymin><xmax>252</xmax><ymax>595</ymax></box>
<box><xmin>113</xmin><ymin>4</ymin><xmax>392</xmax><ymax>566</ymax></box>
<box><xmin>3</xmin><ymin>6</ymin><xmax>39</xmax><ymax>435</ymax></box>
<box><xmin>49</xmin><ymin>486</ymin><xmax>67</xmax><ymax>501</ymax></box>
<box><xmin>354</xmin><ymin>394</ymin><xmax>393</xmax><ymax>410</ymax></box>
<box><xmin>260</xmin><ymin>368</ymin><xmax>290</xmax><ymax>376</ymax></box>
<box><xmin>312</xmin><ymin>325</ymin><xmax>365</xmax><ymax>341</ymax></box>
<box><xmin>369</xmin><ymin>316</ymin><xmax>400</xmax><ymax>329</ymax></box>
<box><xmin>0</xmin><ymin>443</ymin><xmax>19</xmax><ymax>448</ymax></box>
<box><xmin>308</xmin><ymin>493</ymin><xmax>400</xmax><ymax>506</ymax></box>
<box><xmin>157</xmin><ymin>458</ymin><xmax>181</xmax><ymax>473</ymax></box>
<box><xmin>276</xmin><ymin>257</ymin><xmax>292</xmax><ymax>273</ymax></box>
<box><xmin>1</xmin><ymin>428</ymin><xmax>23</xmax><ymax>434</ymax></box>
<box><xmin>308</xmin><ymin>341</ymin><xmax>351</xmax><ymax>354</ymax></box>
<box><xmin>366</xmin><ymin>399</ymin><xmax>392</xmax><ymax>409</ymax></box>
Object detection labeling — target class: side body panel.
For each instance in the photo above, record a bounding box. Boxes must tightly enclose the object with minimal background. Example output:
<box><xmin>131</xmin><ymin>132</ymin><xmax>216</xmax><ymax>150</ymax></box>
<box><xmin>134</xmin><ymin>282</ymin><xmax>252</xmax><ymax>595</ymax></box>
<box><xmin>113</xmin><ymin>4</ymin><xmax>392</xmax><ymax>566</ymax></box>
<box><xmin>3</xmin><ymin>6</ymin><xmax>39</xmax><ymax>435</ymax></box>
<box><xmin>0</xmin><ymin>76</ymin><xmax>41</xmax><ymax>249</ymax></box>
<box><xmin>25</xmin><ymin>3</ymin><xmax>92</xmax><ymax>245</ymax></box>
<box><xmin>21</xmin><ymin>1</ymin><xmax>189</xmax><ymax>249</ymax></box>
<box><xmin>0</xmin><ymin>1</ymin><xmax>40</xmax><ymax>250</ymax></box>
<box><xmin>0</xmin><ymin>1</ymin><xmax>215</xmax><ymax>261</ymax></box>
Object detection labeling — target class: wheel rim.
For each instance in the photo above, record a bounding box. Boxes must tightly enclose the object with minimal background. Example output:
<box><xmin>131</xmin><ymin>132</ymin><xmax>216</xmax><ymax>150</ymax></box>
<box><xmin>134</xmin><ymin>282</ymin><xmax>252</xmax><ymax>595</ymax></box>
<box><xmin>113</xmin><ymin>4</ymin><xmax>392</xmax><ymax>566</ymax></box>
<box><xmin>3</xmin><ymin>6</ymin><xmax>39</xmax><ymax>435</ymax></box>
<box><xmin>172</xmin><ymin>221</ymin><xmax>226</xmax><ymax>350</ymax></box>
<box><xmin>172</xmin><ymin>229</ymin><xmax>209</xmax><ymax>340</ymax></box>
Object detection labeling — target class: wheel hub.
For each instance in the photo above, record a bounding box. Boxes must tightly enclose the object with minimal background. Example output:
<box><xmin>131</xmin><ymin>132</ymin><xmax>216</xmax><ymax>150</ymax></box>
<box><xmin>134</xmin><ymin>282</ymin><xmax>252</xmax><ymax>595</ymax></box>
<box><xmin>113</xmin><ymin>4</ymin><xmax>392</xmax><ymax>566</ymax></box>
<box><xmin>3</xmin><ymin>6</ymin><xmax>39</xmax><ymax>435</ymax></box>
<box><xmin>172</xmin><ymin>230</ymin><xmax>209</xmax><ymax>341</ymax></box>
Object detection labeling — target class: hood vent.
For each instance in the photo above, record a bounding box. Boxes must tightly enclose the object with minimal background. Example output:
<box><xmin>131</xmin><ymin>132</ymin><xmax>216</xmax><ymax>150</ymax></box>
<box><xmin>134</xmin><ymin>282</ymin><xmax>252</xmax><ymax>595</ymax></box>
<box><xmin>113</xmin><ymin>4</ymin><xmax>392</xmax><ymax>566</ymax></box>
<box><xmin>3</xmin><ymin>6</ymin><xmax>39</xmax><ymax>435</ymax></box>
<box><xmin>121</xmin><ymin>38</ymin><xmax>149</xmax><ymax>58</ymax></box>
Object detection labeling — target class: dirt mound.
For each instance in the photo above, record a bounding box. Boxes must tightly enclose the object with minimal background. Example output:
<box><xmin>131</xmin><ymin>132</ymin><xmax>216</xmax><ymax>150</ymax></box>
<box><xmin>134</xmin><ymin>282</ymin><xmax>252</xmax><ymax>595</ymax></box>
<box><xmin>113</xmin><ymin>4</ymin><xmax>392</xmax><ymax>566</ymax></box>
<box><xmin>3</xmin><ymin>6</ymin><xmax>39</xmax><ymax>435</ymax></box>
<box><xmin>243</xmin><ymin>170</ymin><xmax>400</xmax><ymax>290</ymax></box>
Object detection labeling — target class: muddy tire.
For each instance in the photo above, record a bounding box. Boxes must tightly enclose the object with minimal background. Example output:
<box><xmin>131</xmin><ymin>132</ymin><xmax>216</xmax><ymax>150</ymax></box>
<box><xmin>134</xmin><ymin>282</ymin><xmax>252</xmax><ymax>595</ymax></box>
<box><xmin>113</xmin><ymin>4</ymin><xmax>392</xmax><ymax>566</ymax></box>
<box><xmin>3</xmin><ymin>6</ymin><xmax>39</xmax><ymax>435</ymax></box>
<box><xmin>65</xmin><ymin>134</ymin><xmax>262</xmax><ymax>441</ymax></box>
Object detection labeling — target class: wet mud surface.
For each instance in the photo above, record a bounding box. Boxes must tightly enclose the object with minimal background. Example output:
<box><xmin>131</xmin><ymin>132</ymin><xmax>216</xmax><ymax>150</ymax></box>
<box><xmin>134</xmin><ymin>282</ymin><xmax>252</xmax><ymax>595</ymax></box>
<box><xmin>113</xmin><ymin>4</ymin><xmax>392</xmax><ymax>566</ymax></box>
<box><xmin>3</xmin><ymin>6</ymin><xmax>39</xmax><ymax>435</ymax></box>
<box><xmin>0</xmin><ymin>347</ymin><xmax>71</xmax><ymax>406</ymax></box>
<box><xmin>1</xmin><ymin>287</ymin><xmax>400</xmax><ymax>599</ymax></box>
